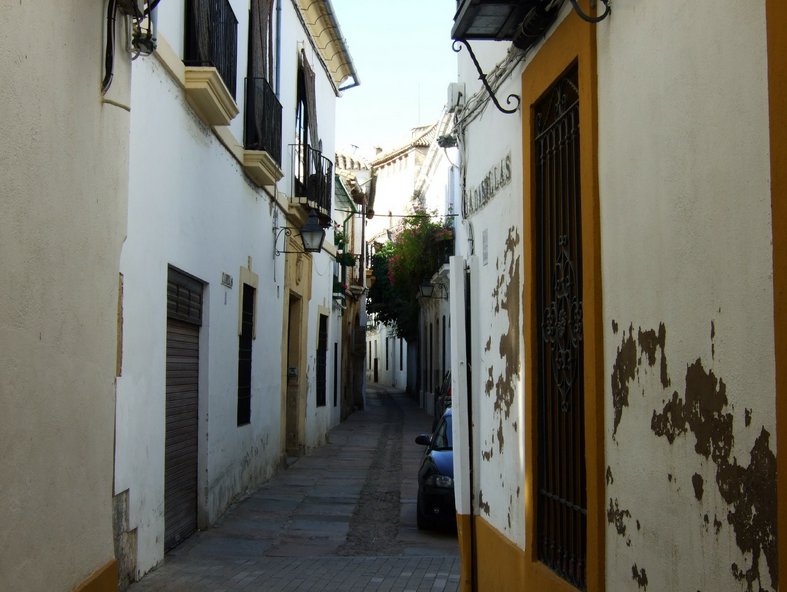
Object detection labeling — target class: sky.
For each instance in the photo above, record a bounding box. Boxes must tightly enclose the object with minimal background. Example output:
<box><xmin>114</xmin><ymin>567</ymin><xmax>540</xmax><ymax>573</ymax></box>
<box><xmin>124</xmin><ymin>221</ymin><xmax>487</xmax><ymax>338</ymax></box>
<box><xmin>330</xmin><ymin>0</ymin><xmax>459</xmax><ymax>155</ymax></box>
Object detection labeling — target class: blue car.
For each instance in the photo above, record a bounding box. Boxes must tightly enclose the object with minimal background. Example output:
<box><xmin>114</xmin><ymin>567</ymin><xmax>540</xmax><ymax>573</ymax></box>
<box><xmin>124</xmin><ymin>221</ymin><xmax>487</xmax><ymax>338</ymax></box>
<box><xmin>415</xmin><ymin>408</ymin><xmax>455</xmax><ymax>530</ymax></box>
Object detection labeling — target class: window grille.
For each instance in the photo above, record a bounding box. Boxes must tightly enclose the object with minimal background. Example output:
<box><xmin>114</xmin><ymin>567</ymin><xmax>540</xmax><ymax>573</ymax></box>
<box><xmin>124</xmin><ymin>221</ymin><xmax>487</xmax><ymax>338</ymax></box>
<box><xmin>244</xmin><ymin>77</ymin><xmax>282</xmax><ymax>165</ymax></box>
<box><xmin>534</xmin><ymin>65</ymin><xmax>587</xmax><ymax>591</ymax></box>
<box><xmin>316</xmin><ymin>314</ymin><xmax>328</xmax><ymax>407</ymax></box>
<box><xmin>237</xmin><ymin>284</ymin><xmax>255</xmax><ymax>425</ymax></box>
<box><xmin>333</xmin><ymin>343</ymin><xmax>338</xmax><ymax>407</ymax></box>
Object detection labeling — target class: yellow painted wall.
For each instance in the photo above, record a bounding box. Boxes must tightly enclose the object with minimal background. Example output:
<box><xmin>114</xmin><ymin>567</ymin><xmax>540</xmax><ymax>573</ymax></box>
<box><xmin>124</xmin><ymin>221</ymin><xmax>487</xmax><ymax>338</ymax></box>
<box><xmin>521</xmin><ymin>7</ymin><xmax>604</xmax><ymax>592</ymax></box>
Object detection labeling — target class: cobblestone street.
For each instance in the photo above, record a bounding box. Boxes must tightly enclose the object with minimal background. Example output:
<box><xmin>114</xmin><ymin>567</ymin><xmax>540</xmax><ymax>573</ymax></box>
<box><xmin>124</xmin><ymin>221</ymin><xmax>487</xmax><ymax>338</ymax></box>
<box><xmin>129</xmin><ymin>385</ymin><xmax>460</xmax><ymax>591</ymax></box>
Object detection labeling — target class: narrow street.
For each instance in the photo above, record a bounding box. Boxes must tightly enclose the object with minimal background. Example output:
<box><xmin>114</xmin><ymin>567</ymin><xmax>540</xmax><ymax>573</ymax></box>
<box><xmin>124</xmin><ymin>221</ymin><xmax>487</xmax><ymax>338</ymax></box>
<box><xmin>129</xmin><ymin>385</ymin><xmax>460</xmax><ymax>592</ymax></box>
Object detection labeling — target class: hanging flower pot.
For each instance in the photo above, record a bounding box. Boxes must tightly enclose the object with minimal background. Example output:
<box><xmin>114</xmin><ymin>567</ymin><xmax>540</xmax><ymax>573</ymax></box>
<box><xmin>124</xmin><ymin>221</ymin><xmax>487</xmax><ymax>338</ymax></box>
<box><xmin>333</xmin><ymin>279</ymin><xmax>347</xmax><ymax>294</ymax></box>
<box><xmin>337</xmin><ymin>252</ymin><xmax>357</xmax><ymax>266</ymax></box>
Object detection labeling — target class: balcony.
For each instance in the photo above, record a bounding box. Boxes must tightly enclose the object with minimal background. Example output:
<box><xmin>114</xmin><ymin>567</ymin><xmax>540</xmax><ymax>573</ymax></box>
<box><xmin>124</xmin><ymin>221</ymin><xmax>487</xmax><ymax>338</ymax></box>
<box><xmin>183</xmin><ymin>0</ymin><xmax>239</xmax><ymax>126</ymax></box>
<box><xmin>452</xmin><ymin>0</ymin><xmax>558</xmax><ymax>48</ymax></box>
<box><xmin>290</xmin><ymin>144</ymin><xmax>333</xmax><ymax>224</ymax></box>
<box><xmin>243</xmin><ymin>77</ymin><xmax>283</xmax><ymax>187</ymax></box>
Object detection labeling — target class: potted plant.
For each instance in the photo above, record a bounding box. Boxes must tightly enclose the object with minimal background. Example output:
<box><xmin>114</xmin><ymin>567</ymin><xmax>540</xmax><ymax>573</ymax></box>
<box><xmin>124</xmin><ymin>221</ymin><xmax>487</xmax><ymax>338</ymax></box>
<box><xmin>334</xmin><ymin>226</ymin><xmax>347</xmax><ymax>250</ymax></box>
<box><xmin>333</xmin><ymin>279</ymin><xmax>347</xmax><ymax>294</ymax></box>
<box><xmin>337</xmin><ymin>252</ymin><xmax>357</xmax><ymax>266</ymax></box>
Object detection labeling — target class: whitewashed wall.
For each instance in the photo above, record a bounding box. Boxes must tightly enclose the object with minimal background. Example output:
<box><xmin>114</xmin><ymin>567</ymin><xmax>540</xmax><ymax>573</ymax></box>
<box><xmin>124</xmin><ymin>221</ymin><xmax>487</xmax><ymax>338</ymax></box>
<box><xmin>368</xmin><ymin>151</ymin><xmax>422</xmax><ymax>241</ymax></box>
<box><xmin>296</xmin><ymin>20</ymin><xmax>341</xmax><ymax>451</ymax></box>
<box><xmin>116</xmin><ymin>52</ymin><xmax>285</xmax><ymax>577</ymax></box>
<box><xmin>597</xmin><ymin>2</ymin><xmax>777</xmax><ymax>590</ymax></box>
<box><xmin>365</xmin><ymin>322</ymin><xmax>400</xmax><ymax>386</ymax></box>
<box><xmin>116</xmin><ymin>0</ymin><xmax>344</xmax><ymax>578</ymax></box>
<box><xmin>461</xmin><ymin>103</ymin><xmax>526</xmax><ymax>547</ymax></box>
<box><xmin>453</xmin><ymin>29</ymin><xmax>530</xmax><ymax>546</ymax></box>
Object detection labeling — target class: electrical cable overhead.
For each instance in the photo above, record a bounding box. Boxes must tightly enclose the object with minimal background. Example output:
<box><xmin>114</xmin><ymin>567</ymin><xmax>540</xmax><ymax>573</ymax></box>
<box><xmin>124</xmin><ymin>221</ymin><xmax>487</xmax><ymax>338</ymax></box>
<box><xmin>102</xmin><ymin>0</ymin><xmax>118</xmax><ymax>94</ymax></box>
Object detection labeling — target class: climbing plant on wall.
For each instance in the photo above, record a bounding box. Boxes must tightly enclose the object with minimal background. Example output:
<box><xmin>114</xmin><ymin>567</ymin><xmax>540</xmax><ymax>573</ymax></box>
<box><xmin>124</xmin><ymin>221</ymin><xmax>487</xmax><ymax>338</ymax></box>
<box><xmin>367</xmin><ymin>203</ymin><xmax>454</xmax><ymax>341</ymax></box>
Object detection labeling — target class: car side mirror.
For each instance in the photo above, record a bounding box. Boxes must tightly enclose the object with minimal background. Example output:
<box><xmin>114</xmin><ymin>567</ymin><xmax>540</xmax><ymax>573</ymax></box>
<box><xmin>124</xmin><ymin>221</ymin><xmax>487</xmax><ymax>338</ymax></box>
<box><xmin>415</xmin><ymin>434</ymin><xmax>431</xmax><ymax>446</ymax></box>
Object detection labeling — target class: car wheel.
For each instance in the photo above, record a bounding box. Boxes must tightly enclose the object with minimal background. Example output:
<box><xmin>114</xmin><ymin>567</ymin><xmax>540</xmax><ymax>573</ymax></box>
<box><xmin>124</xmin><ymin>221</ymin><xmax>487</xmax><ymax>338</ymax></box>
<box><xmin>416</xmin><ymin>495</ymin><xmax>432</xmax><ymax>531</ymax></box>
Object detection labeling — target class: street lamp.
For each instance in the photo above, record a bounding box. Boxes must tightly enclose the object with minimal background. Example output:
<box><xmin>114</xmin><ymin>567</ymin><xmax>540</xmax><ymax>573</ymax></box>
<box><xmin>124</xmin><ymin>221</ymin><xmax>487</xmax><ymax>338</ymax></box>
<box><xmin>420</xmin><ymin>278</ymin><xmax>448</xmax><ymax>300</ymax></box>
<box><xmin>274</xmin><ymin>209</ymin><xmax>326</xmax><ymax>256</ymax></box>
<box><xmin>299</xmin><ymin>209</ymin><xmax>326</xmax><ymax>253</ymax></box>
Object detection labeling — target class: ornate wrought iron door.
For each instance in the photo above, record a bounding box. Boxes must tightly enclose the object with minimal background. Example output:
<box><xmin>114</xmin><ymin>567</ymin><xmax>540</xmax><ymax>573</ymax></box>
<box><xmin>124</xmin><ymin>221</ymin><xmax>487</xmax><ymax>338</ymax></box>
<box><xmin>534</xmin><ymin>66</ymin><xmax>587</xmax><ymax>590</ymax></box>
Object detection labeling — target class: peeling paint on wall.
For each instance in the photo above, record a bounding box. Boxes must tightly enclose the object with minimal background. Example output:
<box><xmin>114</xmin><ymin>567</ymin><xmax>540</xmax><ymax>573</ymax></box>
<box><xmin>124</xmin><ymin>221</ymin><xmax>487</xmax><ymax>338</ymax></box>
<box><xmin>611</xmin><ymin>326</ymin><xmax>637</xmax><ymax>439</ymax></box>
<box><xmin>476</xmin><ymin>225</ymin><xmax>522</xmax><ymax>535</ymax></box>
<box><xmin>631</xmin><ymin>564</ymin><xmax>648</xmax><ymax>590</ymax></box>
<box><xmin>692</xmin><ymin>473</ymin><xmax>704</xmax><ymax>501</ymax></box>
<box><xmin>492</xmin><ymin>227</ymin><xmax>521</xmax><ymax>421</ymax></box>
<box><xmin>478</xmin><ymin>490</ymin><xmax>490</xmax><ymax>516</ymax></box>
<box><xmin>649</xmin><ymin>356</ymin><xmax>778</xmax><ymax>590</ymax></box>
<box><xmin>609</xmin><ymin>322</ymin><xmax>778</xmax><ymax>591</ymax></box>
<box><xmin>637</xmin><ymin>323</ymin><xmax>669</xmax><ymax>388</ymax></box>
<box><xmin>651</xmin><ymin>360</ymin><xmax>733</xmax><ymax>465</ymax></box>
<box><xmin>607</xmin><ymin>498</ymin><xmax>631</xmax><ymax>537</ymax></box>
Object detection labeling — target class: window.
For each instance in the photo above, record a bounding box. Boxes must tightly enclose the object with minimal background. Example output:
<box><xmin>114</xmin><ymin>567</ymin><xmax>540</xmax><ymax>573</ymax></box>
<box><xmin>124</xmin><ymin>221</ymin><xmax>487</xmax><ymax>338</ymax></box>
<box><xmin>442</xmin><ymin>315</ymin><xmax>447</xmax><ymax>378</ymax></box>
<box><xmin>237</xmin><ymin>283</ymin><xmax>255</xmax><ymax>425</ymax></box>
<box><xmin>429</xmin><ymin>322</ymin><xmax>433</xmax><ymax>392</ymax></box>
<box><xmin>244</xmin><ymin>0</ymin><xmax>282</xmax><ymax>163</ymax></box>
<box><xmin>534</xmin><ymin>65</ymin><xmax>586</xmax><ymax>589</ymax></box>
<box><xmin>432</xmin><ymin>413</ymin><xmax>453</xmax><ymax>450</ymax></box>
<box><xmin>292</xmin><ymin>52</ymin><xmax>332</xmax><ymax>215</ymax></box>
<box><xmin>316</xmin><ymin>314</ymin><xmax>328</xmax><ymax>407</ymax></box>
<box><xmin>184</xmin><ymin>0</ymin><xmax>239</xmax><ymax>98</ymax></box>
<box><xmin>436</xmin><ymin>318</ymin><xmax>440</xmax><ymax>379</ymax></box>
<box><xmin>333</xmin><ymin>342</ymin><xmax>338</xmax><ymax>407</ymax></box>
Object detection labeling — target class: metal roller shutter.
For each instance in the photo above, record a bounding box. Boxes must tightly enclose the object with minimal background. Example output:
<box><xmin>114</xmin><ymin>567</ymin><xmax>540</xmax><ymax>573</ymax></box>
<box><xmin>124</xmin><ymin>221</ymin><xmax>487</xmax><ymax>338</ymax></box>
<box><xmin>165</xmin><ymin>268</ymin><xmax>202</xmax><ymax>551</ymax></box>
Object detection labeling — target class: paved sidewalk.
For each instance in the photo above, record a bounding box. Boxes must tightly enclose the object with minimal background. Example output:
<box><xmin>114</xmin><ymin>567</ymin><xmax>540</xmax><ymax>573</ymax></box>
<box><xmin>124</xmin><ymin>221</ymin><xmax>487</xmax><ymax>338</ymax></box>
<box><xmin>129</xmin><ymin>385</ymin><xmax>460</xmax><ymax>591</ymax></box>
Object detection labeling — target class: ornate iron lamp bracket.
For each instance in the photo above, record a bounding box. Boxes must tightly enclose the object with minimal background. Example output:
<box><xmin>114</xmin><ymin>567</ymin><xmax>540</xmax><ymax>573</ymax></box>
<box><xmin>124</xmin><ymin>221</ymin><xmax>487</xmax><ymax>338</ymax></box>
<box><xmin>453</xmin><ymin>39</ymin><xmax>521</xmax><ymax>115</ymax></box>
<box><xmin>273</xmin><ymin>227</ymin><xmax>301</xmax><ymax>256</ymax></box>
<box><xmin>568</xmin><ymin>0</ymin><xmax>611</xmax><ymax>23</ymax></box>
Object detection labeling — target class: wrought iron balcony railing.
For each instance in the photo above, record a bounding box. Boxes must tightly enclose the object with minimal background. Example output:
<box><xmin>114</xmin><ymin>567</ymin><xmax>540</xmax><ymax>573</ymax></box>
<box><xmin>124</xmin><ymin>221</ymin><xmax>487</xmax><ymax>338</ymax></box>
<box><xmin>244</xmin><ymin>77</ymin><xmax>282</xmax><ymax>166</ymax></box>
<box><xmin>290</xmin><ymin>143</ymin><xmax>333</xmax><ymax>223</ymax></box>
<box><xmin>184</xmin><ymin>0</ymin><xmax>238</xmax><ymax>98</ymax></box>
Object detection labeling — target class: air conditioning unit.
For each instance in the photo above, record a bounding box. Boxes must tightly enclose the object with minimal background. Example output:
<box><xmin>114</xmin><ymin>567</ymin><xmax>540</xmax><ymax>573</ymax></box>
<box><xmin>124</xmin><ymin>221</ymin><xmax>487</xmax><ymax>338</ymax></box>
<box><xmin>447</xmin><ymin>82</ymin><xmax>465</xmax><ymax>113</ymax></box>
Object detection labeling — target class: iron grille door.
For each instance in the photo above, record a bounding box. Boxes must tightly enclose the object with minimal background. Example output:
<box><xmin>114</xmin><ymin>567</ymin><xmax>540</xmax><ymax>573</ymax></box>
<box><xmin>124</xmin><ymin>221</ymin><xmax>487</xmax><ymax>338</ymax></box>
<box><xmin>534</xmin><ymin>66</ymin><xmax>587</xmax><ymax>591</ymax></box>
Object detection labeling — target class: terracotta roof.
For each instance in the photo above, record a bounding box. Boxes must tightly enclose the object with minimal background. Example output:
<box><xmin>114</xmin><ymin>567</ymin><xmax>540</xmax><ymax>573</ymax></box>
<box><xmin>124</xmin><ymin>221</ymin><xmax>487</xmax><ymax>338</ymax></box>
<box><xmin>370</xmin><ymin>122</ymin><xmax>439</xmax><ymax>167</ymax></box>
<box><xmin>335</xmin><ymin>151</ymin><xmax>371</xmax><ymax>172</ymax></box>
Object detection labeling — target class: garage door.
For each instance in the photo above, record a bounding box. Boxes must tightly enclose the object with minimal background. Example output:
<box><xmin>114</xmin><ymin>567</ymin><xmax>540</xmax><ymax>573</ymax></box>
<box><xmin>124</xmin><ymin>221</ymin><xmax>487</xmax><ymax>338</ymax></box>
<box><xmin>164</xmin><ymin>268</ymin><xmax>202</xmax><ymax>551</ymax></box>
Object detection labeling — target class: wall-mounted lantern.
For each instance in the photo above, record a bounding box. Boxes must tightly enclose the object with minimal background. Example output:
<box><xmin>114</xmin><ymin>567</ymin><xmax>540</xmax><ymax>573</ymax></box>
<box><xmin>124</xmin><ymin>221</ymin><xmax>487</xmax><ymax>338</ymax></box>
<box><xmin>420</xmin><ymin>279</ymin><xmax>448</xmax><ymax>300</ymax></box>
<box><xmin>274</xmin><ymin>209</ymin><xmax>326</xmax><ymax>256</ymax></box>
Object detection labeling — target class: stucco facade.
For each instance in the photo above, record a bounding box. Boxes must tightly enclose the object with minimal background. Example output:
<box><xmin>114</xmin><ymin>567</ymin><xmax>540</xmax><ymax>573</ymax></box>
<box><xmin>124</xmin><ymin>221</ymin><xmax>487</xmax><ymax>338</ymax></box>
<box><xmin>366</xmin><ymin>117</ymin><xmax>455</xmax><ymax>402</ymax></box>
<box><xmin>113</xmin><ymin>0</ymin><xmax>356</xmax><ymax>581</ymax></box>
<box><xmin>450</xmin><ymin>1</ymin><xmax>784</xmax><ymax>591</ymax></box>
<box><xmin>0</xmin><ymin>2</ymin><xmax>130</xmax><ymax>590</ymax></box>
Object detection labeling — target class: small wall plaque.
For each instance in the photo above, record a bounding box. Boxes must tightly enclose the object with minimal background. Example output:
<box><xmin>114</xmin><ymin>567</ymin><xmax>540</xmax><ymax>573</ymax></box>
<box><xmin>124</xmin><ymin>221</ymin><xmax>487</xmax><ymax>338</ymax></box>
<box><xmin>221</xmin><ymin>272</ymin><xmax>233</xmax><ymax>289</ymax></box>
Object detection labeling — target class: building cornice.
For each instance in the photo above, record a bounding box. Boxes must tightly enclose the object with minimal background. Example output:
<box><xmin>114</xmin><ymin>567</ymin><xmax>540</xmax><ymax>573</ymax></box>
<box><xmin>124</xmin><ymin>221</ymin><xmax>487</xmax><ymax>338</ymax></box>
<box><xmin>294</xmin><ymin>0</ymin><xmax>359</xmax><ymax>95</ymax></box>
